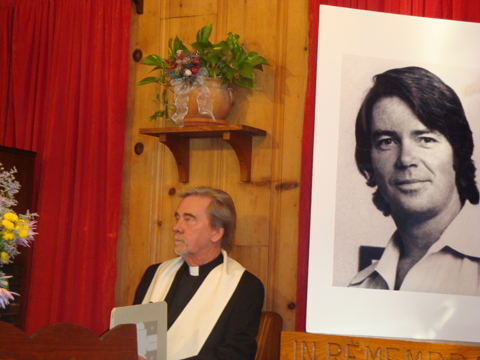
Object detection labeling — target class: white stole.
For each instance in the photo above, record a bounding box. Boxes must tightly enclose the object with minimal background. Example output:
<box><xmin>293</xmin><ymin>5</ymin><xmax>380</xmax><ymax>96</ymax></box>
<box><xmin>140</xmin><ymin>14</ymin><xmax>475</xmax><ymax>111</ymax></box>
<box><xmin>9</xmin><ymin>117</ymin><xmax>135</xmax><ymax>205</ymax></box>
<box><xmin>142</xmin><ymin>250</ymin><xmax>245</xmax><ymax>360</ymax></box>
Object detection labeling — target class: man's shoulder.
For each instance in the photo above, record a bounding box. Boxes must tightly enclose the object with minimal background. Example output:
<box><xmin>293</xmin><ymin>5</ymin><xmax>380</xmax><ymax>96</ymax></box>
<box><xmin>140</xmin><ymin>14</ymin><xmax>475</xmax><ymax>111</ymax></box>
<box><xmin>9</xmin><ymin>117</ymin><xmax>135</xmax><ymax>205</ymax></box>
<box><xmin>241</xmin><ymin>269</ymin><xmax>263</xmax><ymax>284</ymax></box>
<box><xmin>237</xmin><ymin>270</ymin><xmax>265</xmax><ymax>294</ymax></box>
<box><xmin>440</xmin><ymin>202</ymin><xmax>480</xmax><ymax>258</ymax></box>
<box><xmin>222</xmin><ymin>269</ymin><xmax>264</xmax><ymax>316</ymax></box>
<box><xmin>138</xmin><ymin>263</ymin><xmax>160</xmax><ymax>282</ymax></box>
<box><xmin>133</xmin><ymin>263</ymin><xmax>161</xmax><ymax>305</ymax></box>
<box><xmin>146</xmin><ymin>263</ymin><xmax>161</xmax><ymax>272</ymax></box>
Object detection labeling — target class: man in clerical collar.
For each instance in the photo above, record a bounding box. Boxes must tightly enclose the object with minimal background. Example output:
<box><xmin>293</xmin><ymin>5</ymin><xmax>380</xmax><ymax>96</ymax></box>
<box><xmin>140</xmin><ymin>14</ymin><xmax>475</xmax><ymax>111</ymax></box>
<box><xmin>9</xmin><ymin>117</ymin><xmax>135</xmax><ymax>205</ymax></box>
<box><xmin>134</xmin><ymin>187</ymin><xmax>264</xmax><ymax>360</ymax></box>
<box><xmin>349</xmin><ymin>66</ymin><xmax>480</xmax><ymax>296</ymax></box>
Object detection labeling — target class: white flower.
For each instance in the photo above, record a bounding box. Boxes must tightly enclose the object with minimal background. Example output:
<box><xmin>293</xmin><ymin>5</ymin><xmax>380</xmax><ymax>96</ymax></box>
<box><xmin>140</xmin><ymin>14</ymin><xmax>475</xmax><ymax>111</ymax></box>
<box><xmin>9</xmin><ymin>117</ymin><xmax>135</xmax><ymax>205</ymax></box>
<box><xmin>184</xmin><ymin>69</ymin><xmax>192</xmax><ymax>76</ymax></box>
<box><xmin>0</xmin><ymin>286</ymin><xmax>18</xmax><ymax>308</ymax></box>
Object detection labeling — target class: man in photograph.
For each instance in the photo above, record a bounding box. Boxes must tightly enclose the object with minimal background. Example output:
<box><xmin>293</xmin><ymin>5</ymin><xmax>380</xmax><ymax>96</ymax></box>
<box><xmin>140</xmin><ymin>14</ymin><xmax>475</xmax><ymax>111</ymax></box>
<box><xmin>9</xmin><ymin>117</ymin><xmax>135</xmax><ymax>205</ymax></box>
<box><xmin>349</xmin><ymin>66</ymin><xmax>480</xmax><ymax>295</ymax></box>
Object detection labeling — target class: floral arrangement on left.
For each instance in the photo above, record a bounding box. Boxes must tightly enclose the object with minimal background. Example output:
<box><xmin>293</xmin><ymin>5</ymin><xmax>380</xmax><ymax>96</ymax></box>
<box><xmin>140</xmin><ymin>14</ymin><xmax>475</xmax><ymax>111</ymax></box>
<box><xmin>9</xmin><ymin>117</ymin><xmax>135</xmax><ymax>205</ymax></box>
<box><xmin>0</xmin><ymin>163</ymin><xmax>37</xmax><ymax>308</ymax></box>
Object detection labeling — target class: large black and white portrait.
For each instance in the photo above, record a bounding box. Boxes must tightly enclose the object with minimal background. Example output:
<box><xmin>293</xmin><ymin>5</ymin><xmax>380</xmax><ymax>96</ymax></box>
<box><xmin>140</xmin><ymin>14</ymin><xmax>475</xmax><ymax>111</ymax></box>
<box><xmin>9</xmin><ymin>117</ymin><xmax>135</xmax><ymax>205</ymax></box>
<box><xmin>307</xmin><ymin>6</ymin><xmax>480</xmax><ymax>343</ymax></box>
<box><xmin>333</xmin><ymin>61</ymin><xmax>480</xmax><ymax>296</ymax></box>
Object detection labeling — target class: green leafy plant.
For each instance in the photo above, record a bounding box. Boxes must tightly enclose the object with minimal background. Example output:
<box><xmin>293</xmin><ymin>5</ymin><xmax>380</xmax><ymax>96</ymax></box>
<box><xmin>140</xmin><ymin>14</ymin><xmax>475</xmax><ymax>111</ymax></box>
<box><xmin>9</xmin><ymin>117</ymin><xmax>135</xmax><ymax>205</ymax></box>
<box><xmin>136</xmin><ymin>23</ymin><xmax>271</xmax><ymax>122</ymax></box>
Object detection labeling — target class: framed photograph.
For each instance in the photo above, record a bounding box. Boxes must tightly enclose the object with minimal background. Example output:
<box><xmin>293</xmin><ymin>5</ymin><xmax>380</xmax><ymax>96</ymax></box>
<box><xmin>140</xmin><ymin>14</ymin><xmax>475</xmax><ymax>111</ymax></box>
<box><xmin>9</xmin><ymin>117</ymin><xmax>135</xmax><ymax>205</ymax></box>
<box><xmin>307</xmin><ymin>5</ymin><xmax>480</xmax><ymax>342</ymax></box>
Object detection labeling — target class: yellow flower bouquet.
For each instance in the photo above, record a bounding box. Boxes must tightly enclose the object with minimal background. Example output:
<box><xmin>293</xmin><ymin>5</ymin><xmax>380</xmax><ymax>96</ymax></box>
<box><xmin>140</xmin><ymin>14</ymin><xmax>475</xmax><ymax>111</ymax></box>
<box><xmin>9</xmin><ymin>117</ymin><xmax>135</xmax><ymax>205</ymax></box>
<box><xmin>0</xmin><ymin>163</ymin><xmax>37</xmax><ymax>308</ymax></box>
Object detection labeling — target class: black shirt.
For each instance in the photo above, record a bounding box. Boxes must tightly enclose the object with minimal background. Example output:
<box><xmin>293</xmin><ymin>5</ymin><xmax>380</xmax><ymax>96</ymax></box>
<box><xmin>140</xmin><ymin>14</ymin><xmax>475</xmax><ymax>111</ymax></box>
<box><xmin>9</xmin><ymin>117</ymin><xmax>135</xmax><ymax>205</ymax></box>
<box><xmin>165</xmin><ymin>253</ymin><xmax>223</xmax><ymax>329</ymax></box>
<box><xmin>133</xmin><ymin>254</ymin><xmax>264</xmax><ymax>360</ymax></box>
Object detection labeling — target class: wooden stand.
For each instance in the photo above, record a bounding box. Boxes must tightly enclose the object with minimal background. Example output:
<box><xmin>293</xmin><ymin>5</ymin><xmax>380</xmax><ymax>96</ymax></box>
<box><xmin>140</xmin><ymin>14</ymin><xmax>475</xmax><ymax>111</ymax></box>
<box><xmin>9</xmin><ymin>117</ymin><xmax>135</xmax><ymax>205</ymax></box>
<box><xmin>0</xmin><ymin>322</ymin><xmax>137</xmax><ymax>360</ymax></box>
<box><xmin>140</xmin><ymin>125</ymin><xmax>267</xmax><ymax>182</ymax></box>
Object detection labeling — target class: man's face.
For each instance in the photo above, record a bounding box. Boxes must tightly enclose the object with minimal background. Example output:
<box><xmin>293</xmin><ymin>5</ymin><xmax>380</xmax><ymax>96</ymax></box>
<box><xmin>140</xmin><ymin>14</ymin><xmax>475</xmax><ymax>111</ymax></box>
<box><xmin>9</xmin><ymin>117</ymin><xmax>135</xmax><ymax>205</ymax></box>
<box><xmin>370</xmin><ymin>96</ymin><xmax>460</xmax><ymax>221</ymax></box>
<box><xmin>172</xmin><ymin>195</ymin><xmax>222</xmax><ymax>266</ymax></box>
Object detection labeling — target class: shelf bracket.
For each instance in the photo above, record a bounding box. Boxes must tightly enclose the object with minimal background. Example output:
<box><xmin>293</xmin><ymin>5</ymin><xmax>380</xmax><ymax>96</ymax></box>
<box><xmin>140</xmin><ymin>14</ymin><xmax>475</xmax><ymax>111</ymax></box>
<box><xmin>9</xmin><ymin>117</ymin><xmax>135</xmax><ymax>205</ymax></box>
<box><xmin>159</xmin><ymin>134</ymin><xmax>190</xmax><ymax>183</ymax></box>
<box><xmin>132</xmin><ymin>0</ymin><xmax>144</xmax><ymax>14</ymax></box>
<box><xmin>222</xmin><ymin>131</ymin><xmax>252</xmax><ymax>182</ymax></box>
<box><xmin>139</xmin><ymin>125</ymin><xmax>266</xmax><ymax>183</ymax></box>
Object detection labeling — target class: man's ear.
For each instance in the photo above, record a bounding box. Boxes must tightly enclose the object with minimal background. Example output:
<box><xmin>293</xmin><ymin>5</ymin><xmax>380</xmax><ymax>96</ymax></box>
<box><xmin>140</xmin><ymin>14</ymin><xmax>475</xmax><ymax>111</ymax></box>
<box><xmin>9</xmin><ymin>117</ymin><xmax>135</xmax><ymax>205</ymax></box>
<box><xmin>211</xmin><ymin>227</ymin><xmax>224</xmax><ymax>243</ymax></box>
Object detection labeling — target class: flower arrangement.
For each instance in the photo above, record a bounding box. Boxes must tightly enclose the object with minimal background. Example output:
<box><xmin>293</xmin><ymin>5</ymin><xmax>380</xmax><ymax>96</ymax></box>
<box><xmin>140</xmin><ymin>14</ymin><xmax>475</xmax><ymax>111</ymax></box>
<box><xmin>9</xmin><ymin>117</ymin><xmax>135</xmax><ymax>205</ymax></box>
<box><xmin>137</xmin><ymin>23</ymin><xmax>270</xmax><ymax>125</ymax></box>
<box><xmin>0</xmin><ymin>163</ymin><xmax>37</xmax><ymax>308</ymax></box>
<box><xmin>164</xmin><ymin>51</ymin><xmax>202</xmax><ymax>83</ymax></box>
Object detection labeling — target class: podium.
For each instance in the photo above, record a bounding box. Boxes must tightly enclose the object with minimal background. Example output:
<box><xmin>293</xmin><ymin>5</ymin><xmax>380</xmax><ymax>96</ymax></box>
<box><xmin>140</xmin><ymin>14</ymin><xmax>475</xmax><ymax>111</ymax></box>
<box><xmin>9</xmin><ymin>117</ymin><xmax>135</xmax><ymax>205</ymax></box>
<box><xmin>0</xmin><ymin>321</ymin><xmax>137</xmax><ymax>360</ymax></box>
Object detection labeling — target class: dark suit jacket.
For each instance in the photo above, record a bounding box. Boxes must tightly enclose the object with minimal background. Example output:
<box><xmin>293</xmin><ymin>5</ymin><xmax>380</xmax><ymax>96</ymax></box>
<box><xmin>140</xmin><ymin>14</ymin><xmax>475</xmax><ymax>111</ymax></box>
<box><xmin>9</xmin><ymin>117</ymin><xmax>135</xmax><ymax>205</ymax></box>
<box><xmin>134</xmin><ymin>260</ymin><xmax>264</xmax><ymax>360</ymax></box>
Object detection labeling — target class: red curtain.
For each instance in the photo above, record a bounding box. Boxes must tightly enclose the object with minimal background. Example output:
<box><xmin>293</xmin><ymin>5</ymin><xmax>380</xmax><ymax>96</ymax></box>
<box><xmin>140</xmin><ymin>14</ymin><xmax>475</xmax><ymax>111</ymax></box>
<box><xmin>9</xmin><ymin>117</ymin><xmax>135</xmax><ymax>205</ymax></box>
<box><xmin>0</xmin><ymin>0</ymin><xmax>130</xmax><ymax>335</ymax></box>
<box><xmin>297</xmin><ymin>0</ymin><xmax>480</xmax><ymax>331</ymax></box>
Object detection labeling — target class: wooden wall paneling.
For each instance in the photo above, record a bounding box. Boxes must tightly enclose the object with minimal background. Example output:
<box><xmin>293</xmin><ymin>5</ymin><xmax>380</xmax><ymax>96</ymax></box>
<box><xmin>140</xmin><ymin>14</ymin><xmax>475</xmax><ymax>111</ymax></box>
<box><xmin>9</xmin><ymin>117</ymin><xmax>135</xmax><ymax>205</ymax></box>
<box><xmin>117</xmin><ymin>0</ymin><xmax>309</xmax><ymax>333</ymax></box>
<box><xmin>153</xmin><ymin>127</ymin><xmax>179</xmax><ymax>265</ymax></box>
<box><xmin>158</xmin><ymin>129</ymin><xmax>225</xmax><ymax>263</ymax></box>
<box><xmin>159</xmin><ymin>15</ymin><xmax>223</xmax><ymax>263</ymax></box>
<box><xmin>231</xmin><ymin>187</ymin><xmax>271</xmax><ymax>305</ymax></box>
<box><xmin>189</xmin><ymin>138</ymin><xmax>220</xmax><ymax>183</ymax></box>
<box><xmin>215</xmin><ymin>0</ymin><xmax>228</xmax><ymax>41</ymax></box>
<box><xmin>168</xmin><ymin>0</ymin><xmax>218</xmax><ymax>19</ymax></box>
<box><xmin>153</xmin><ymin>123</ymin><xmax>183</xmax><ymax>261</ymax></box>
<box><xmin>116</xmin><ymin>8</ymin><xmax>134</xmax><ymax>307</ymax></box>
<box><xmin>217</xmin><ymin>0</ymin><xmax>301</xmax><ymax>328</ymax></box>
<box><xmin>154</xmin><ymin>10</ymin><xmax>190</xmax><ymax>264</ymax></box>
<box><xmin>167</xmin><ymin>16</ymin><xmax>219</xmax><ymax>48</ymax></box>
<box><xmin>128</xmin><ymin>13</ymin><xmax>219</xmax><ymax>270</ymax></box>
<box><xmin>217</xmin><ymin>0</ymin><xmax>278</xmax><ymax>315</ymax></box>
<box><xmin>233</xmin><ymin>183</ymin><xmax>271</xmax><ymax>247</ymax></box>
<box><xmin>204</xmin><ymin>0</ymin><xmax>237</xmax><ymax>196</ymax></box>
<box><xmin>214</xmin><ymin>139</ymin><xmax>235</xmax><ymax>186</ymax></box>
<box><xmin>266</xmin><ymin>0</ymin><xmax>289</xmax><ymax>325</ymax></box>
<box><xmin>230</xmin><ymin>245</ymin><xmax>269</xmax><ymax>298</ymax></box>
<box><xmin>153</xmin><ymin>184</ymin><xmax>179</xmax><ymax>266</ymax></box>
<box><xmin>150</xmin><ymin>144</ymin><xmax>167</xmax><ymax>264</ymax></box>
<box><xmin>271</xmin><ymin>0</ymin><xmax>309</xmax><ymax>330</ymax></box>
<box><xmin>225</xmin><ymin>181</ymin><xmax>271</xmax><ymax>308</ymax></box>
<box><xmin>116</xmin><ymin>0</ymin><xmax>166</xmax><ymax>306</ymax></box>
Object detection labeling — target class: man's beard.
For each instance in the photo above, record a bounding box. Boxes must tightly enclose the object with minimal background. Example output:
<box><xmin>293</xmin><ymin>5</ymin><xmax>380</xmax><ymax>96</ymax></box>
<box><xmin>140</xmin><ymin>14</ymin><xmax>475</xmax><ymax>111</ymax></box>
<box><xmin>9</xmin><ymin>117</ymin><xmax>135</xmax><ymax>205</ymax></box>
<box><xmin>174</xmin><ymin>237</ymin><xmax>187</xmax><ymax>256</ymax></box>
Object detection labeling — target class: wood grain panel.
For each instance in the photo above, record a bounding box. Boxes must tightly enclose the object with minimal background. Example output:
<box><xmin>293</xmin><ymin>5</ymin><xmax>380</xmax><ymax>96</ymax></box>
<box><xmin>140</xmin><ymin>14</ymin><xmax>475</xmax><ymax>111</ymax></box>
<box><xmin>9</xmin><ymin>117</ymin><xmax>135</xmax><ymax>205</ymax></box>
<box><xmin>116</xmin><ymin>1</ymin><xmax>165</xmax><ymax>306</ymax></box>
<box><xmin>230</xmin><ymin>245</ymin><xmax>269</xmax><ymax>300</ymax></box>
<box><xmin>219</xmin><ymin>0</ymin><xmax>279</xmax><ymax>317</ymax></box>
<box><xmin>116</xmin><ymin>0</ymin><xmax>309</xmax><ymax>331</ymax></box>
<box><xmin>168</xmin><ymin>0</ymin><xmax>218</xmax><ymax>19</ymax></box>
<box><xmin>271</xmin><ymin>0</ymin><xmax>309</xmax><ymax>329</ymax></box>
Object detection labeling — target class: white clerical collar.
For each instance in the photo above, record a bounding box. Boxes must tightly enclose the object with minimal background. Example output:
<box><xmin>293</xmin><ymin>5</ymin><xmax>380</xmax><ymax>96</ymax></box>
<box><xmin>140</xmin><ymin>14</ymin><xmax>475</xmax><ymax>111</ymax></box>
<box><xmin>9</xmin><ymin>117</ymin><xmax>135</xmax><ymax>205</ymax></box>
<box><xmin>189</xmin><ymin>266</ymin><xmax>199</xmax><ymax>276</ymax></box>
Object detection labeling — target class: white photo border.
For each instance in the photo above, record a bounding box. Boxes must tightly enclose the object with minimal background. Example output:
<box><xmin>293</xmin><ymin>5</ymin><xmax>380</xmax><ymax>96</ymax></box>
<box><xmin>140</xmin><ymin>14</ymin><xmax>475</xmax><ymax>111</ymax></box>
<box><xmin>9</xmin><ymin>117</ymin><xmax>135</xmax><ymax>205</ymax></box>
<box><xmin>307</xmin><ymin>5</ymin><xmax>480</xmax><ymax>343</ymax></box>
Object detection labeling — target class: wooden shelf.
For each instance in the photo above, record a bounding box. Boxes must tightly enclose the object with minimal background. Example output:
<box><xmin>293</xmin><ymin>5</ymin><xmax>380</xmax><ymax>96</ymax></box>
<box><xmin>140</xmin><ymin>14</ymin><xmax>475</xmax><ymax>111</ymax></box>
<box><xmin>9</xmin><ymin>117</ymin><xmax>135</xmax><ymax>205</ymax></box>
<box><xmin>140</xmin><ymin>125</ymin><xmax>267</xmax><ymax>182</ymax></box>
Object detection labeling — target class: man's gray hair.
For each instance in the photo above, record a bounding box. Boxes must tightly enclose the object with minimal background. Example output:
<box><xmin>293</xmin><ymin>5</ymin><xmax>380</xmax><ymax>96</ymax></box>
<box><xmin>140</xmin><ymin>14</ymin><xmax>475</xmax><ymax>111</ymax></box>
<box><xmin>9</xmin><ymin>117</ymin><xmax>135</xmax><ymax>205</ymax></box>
<box><xmin>180</xmin><ymin>187</ymin><xmax>236</xmax><ymax>252</ymax></box>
